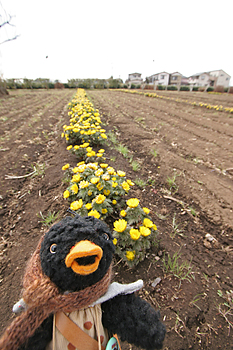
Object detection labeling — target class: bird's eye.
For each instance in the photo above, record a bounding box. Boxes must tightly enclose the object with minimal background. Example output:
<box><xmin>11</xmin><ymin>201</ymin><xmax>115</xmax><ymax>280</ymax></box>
<box><xmin>50</xmin><ymin>244</ymin><xmax>57</xmax><ymax>254</ymax></box>
<box><xmin>102</xmin><ymin>232</ymin><xmax>109</xmax><ymax>240</ymax></box>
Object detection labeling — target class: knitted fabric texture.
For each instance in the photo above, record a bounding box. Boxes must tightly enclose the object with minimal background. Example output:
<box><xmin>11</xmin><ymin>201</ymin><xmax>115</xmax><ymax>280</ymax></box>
<box><xmin>0</xmin><ymin>236</ymin><xmax>112</xmax><ymax>350</ymax></box>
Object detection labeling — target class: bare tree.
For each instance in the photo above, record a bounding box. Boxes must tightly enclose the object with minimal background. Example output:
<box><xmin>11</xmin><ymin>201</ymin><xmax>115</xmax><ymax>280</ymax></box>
<box><xmin>0</xmin><ymin>2</ymin><xmax>19</xmax><ymax>45</ymax></box>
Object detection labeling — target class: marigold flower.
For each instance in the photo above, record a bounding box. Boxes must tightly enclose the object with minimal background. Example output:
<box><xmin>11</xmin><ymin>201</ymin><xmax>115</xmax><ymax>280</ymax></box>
<box><xmin>101</xmin><ymin>133</ymin><xmax>107</xmax><ymax>139</ymax></box>
<box><xmin>143</xmin><ymin>218</ymin><xmax>153</xmax><ymax>228</ymax></box>
<box><xmin>77</xmin><ymin>161</ymin><xmax>85</xmax><ymax>166</ymax></box>
<box><xmin>67</xmin><ymin>145</ymin><xmax>72</xmax><ymax>150</ymax></box>
<box><xmin>88</xmin><ymin>190</ymin><xmax>92</xmax><ymax>196</ymax></box>
<box><xmin>103</xmin><ymin>189</ymin><xmax>110</xmax><ymax>196</ymax></box>
<box><xmin>74</xmin><ymin>145</ymin><xmax>80</xmax><ymax>150</ymax></box>
<box><xmin>62</xmin><ymin>164</ymin><xmax>70</xmax><ymax>171</ymax></box>
<box><xmin>114</xmin><ymin>219</ymin><xmax>127</xmax><ymax>232</ymax></box>
<box><xmin>139</xmin><ymin>226</ymin><xmax>151</xmax><ymax>237</ymax></box>
<box><xmin>143</xmin><ymin>207</ymin><xmax>150</xmax><ymax>214</ymax></box>
<box><xmin>126</xmin><ymin>250</ymin><xmax>135</xmax><ymax>261</ymax></box>
<box><xmin>107</xmin><ymin>167</ymin><xmax>115</xmax><ymax>175</ymax></box>
<box><xmin>63</xmin><ymin>190</ymin><xmax>70</xmax><ymax>199</ymax></box>
<box><xmin>121</xmin><ymin>182</ymin><xmax>130</xmax><ymax>191</ymax></box>
<box><xmin>127</xmin><ymin>198</ymin><xmax>139</xmax><ymax>208</ymax></box>
<box><xmin>90</xmin><ymin>177</ymin><xmax>100</xmax><ymax>184</ymax></box>
<box><xmin>79</xmin><ymin>180</ymin><xmax>89</xmax><ymax>189</ymax></box>
<box><xmin>153</xmin><ymin>224</ymin><xmax>157</xmax><ymax>231</ymax></box>
<box><xmin>100</xmin><ymin>163</ymin><xmax>108</xmax><ymax>168</ymax></box>
<box><xmin>70</xmin><ymin>199</ymin><xmax>83</xmax><ymax>211</ymax></box>
<box><xmin>70</xmin><ymin>183</ymin><xmax>79</xmax><ymax>194</ymax></box>
<box><xmin>120</xmin><ymin>210</ymin><xmax>126</xmax><ymax>217</ymax></box>
<box><xmin>130</xmin><ymin>229</ymin><xmax>141</xmax><ymax>241</ymax></box>
<box><xmin>102</xmin><ymin>174</ymin><xmax>110</xmax><ymax>181</ymax></box>
<box><xmin>126</xmin><ymin>179</ymin><xmax>134</xmax><ymax>186</ymax></box>
<box><xmin>112</xmin><ymin>182</ymin><xmax>118</xmax><ymax>188</ymax></box>
<box><xmin>102</xmin><ymin>208</ymin><xmax>108</xmax><ymax>214</ymax></box>
<box><xmin>85</xmin><ymin>203</ymin><xmax>92</xmax><ymax>210</ymax></box>
<box><xmin>97</xmin><ymin>183</ymin><xmax>103</xmax><ymax>191</ymax></box>
<box><xmin>113</xmin><ymin>238</ymin><xmax>117</xmax><ymax>245</ymax></box>
<box><xmin>95</xmin><ymin>169</ymin><xmax>104</xmax><ymax>176</ymax></box>
<box><xmin>71</xmin><ymin>174</ymin><xmax>81</xmax><ymax>183</ymax></box>
<box><xmin>88</xmin><ymin>210</ymin><xmax>100</xmax><ymax>219</ymax></box>
<box><xmin>95</xmin><ymin>194</ymin><xmax>106</xmax><ymax>204</ymax></box>
<box><xmin>112</xmin><ymin>200</ymin><xmax>117</xmax><ymax>205</ymax></box>
<box><xmin>98</xmin><ymin>149</ymin><xmax>105</xmax><ymax>153</ymax></box>
<box><xmin>117</xmin><ymin>170</ymin><xmax>126</xmax><ymax>177</ymax></box>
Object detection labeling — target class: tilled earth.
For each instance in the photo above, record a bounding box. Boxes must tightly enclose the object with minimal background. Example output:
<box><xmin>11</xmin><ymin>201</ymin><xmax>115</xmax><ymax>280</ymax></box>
<box><xmin>0</xmin><ymin>89</ymin><xmax>233</xmax><ymax>350</ymax></box>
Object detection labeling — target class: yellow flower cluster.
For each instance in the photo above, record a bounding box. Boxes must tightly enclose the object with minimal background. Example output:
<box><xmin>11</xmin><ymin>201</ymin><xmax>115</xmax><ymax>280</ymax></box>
<box><xmin>62</xmin><ymin>89</ymin><xmax>108</xmax><ymax>144</ymax></box>
<box><xmin>63</xmin><ymin>161</ymin><xmax>134</xmax><ymax>219</ymax></box>
<box><xmin>116</xmin><ymin>89</ymin><xmax>233</xmax><ymax>114</ymax></box>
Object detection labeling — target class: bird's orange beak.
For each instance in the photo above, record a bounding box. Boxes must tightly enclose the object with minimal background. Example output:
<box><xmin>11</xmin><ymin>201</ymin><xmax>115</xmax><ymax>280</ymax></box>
<box><xmin>65</xmin><ymin>240</ymin><xmax>103</xmax><ymax>275</ymax></box>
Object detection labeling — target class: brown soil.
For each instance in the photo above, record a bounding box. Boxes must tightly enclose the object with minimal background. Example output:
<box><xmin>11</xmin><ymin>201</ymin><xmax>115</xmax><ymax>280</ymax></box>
<box><xmin>0</xmin><ymin>89</ymin><xmax>233</xmax><ymax>350</ymax></box>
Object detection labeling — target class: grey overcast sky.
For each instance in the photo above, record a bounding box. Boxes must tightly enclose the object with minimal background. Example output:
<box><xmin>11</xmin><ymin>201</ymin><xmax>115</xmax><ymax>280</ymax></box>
<box><xmin>0</xmin><ymin>0</ymin><xmax>232</xmax><ymax>84</ymax></box>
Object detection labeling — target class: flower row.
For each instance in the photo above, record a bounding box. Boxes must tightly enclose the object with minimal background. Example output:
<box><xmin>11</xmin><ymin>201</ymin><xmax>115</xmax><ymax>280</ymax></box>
<box><xmin>116</xmin><ymin>89</ymin><xmax>233</xmax><ymax>114</ymax></box>
<box><xmin>61</xmin><ymin>89</ymin><xmax>158</xmax><ymax>266</ymax></box>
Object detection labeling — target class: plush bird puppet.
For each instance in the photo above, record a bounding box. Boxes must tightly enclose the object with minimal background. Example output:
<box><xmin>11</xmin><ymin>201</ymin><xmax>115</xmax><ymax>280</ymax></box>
<box><xmin>0</xmin><ymin>215</ymin><xmax>166</xmax><ymax>350</ymax></box>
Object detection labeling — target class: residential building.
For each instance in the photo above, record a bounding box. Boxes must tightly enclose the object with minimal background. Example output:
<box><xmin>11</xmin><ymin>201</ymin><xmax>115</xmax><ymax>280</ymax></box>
<box><xmin>169</xmin><ymin>72</ymin><xmax>182</xmax><ymax>86</ymax></box>
<box><xmin>125</xmin><ymin>73</ymin><xmax>143</xmax><ymax>87</ymax></box>
<box><xmin>208</xmin><ymin>69</ymin><xmax>231</xmax><ymax>88</ymax></box>
<box><xmin>189</xmin><ymin>70</ymin><xmax>231</xmax><ymax>88</ymax></box>
<box><xmin>147</xmin><ymin>72</ymin><xmax>170</xmax><ymax>87</ymax></box>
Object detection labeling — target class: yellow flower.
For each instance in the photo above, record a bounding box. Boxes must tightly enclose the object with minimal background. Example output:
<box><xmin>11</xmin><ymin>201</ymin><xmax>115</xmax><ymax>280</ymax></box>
<box><xmin>71</xmin><ymin>174</ymin><xmax>81</xmax><ymax>183</ymax></box>
<box><xmin>70</xmin><ymin>183</ymin><xmax>79</xmax><ymax>194</ymax></box>
<box><xmin>88</xmin><ymin>190</ymin><xmax>92</xmax><ymax>196</ymax></box>
<box><xmin>70</xmin><ymin>199</ymin><xmax>83</xmax><ymax>211</ymax></box>
<box><xmin>103</xmin><ymin>189</ymin><xmax>110</xmax><ymax>196</ymax></box>
<box><xmin>77</xmin><ymin>164</ymin><xmax>86</xmax><ymax>173</ymax></box>
<box><xmin>85</xmin><ymin>203</ymin><xmax>92</xmax><ymax>210</ymax></box>
<box><xmin>121</xmin><ymin>182</ymin><xmax>130</xmax><ymax>191</ymax></box>
<box><xmin>127</xmin><ymin>198</ymin><xmax>139</xmax><ymax>208</ymax></box>
<box><xmin>153</xmin><ymin>224</ymin><xmax>157</xmax><ymax>231</ymax></box>
<box><xmin>98</xmin><ymin>149</ymin><xmax>105</xmax><ymax>153</ymax></box>
<box><xmin>97</xmin><ymin>183</ymin><xmax>103</xmax><ymax>191</ymax></box>
<box><xmin>102</xmin><ymin>208</ymin><xmax>108</xmax><ymax>214</ymax></box>
<box><xmin>77</xmin><ymin>161</ymin><xmax>85</xmax><ymax>166</ymax></box>
<box><xmin>130</xmin><ymin>229</ymin><xmax>141</xmax><ymax>240</ymax></box>
<box><xmin>126</xmin><ymin>250</ymin><xmax>135</xmax><ymax>261</ymax></box>
<box><xmin>112</xmin><ymin>177</ymin><xmax>116</xmax><ymax>181</ymax></box>
<box><xmin>117</xmin><ymin>170</ymin><xmax>126</xmax><ymax>177</ymax></box>
<box><xmin>100</xmin><ymin>163</ymin><xmax>108</xmax><ymax>168</ymax></box>
<box><xmin>101</xmin><ymin>133</ymin><xmax>107</xmax><ymax>139</ymax></box>
<box><xmin>90</xmin><ymin>177</ymin><xmax>100</xmax><ymax>184</ymax></box>
<box><xmin>112</xmin><ymin>200</ymin><xmax>117</xmax><ymax>205</ymax></box>
<box><xmin>88</xmin><ymin>210</ymin><xmax>100</xmax><ymax>219</ymax></box>
<box><xmin>113</xmin><ymin>238</ymin><xmax>117</xmax><ymax>245</ymax></box>
<box><xmin>95</xmin><ymin>169</ymin><xmax>104</xmax><ymax>176</ymax></box>
<box><xmin>139</xmin><ymin>226</ymin><xmax>151</xmax><ymax>237</ymax></box>
<box><xmin>126</xmin><ymin>179</ymin><xmax>134</xmax><ymax>186</ymax></box>
<box><xmin>114</xmin><ymin>219</ymin><xmax>127</xmax><ymax>232</ymax></box>
<box><xmin>74</xmin><ymin>145</ymin><xmax>80</xmax><ymax>150</ymax></box>
<box><xmin>67</xmin><ymin>145</ymin><xmax>72</xmax><ymax>150</ymax></box>
<box><xmin>95</xmin><ymin>194</ymin><xmax>106</xmax><ymax>204</ymax></box>
<box><xmin>143</xmin><ymin>207</ymin><xmax>150</xmax><ymax>214</ymax></box>
<box><xmin>79</xmin><ymin>180</ymin><xmax>89</xmax><ymax>189</ymax></box>
<box><xmin>63</xmin><ymin>190</ymin><xmax>70</xmax><ymax>199</ymax></box>
<box><xmin>102</xmin><ymin>174</ymin><xmax>110</xmax><ymax>181</ymax></box>
<box><xmin>143</xmin><ymin>218</ymin><xmax>153</xmax><ymax>228</ymax></box>
<box><xmin>96</xmin><ymin>153</ymin><xmax>103</xmax><ymax>157</ymax></box>
<box><xmin>62</xmin><ymin>164</ymin><xmax>70</xmax><ymax>171</ymax></box>
<box><xmin>107</xmin><ymin>167</ymin><xmax>115</xmax><ymax>175</ymax></box>
<box><xmin>120</xmin><ymin>210</ymin><xmax>126</xmax><ymax>217</ymax></box>
<box><xmin>112</xmin><ymin>182</ymin><xmax>118</xmax><ymax>188</ymax></box>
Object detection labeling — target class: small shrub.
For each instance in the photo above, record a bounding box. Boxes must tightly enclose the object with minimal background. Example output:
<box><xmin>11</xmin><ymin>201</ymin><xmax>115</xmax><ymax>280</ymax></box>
<box><xmin>192</xmin><ymin>86</ymin><xmax>199</xmax><ymax>91</ymax></box>
<box><xmin>180</xmin><ymin>86</ymin><xmax>190</xmax><ymax>91</ymax></box>
<box><xmin>206</xmin><ymin>87</ymin><xmax>214</xmax><ymax>92</ymax></box>
<box><xmin>156</xmin><ymin>85</ymin><xmax>165</xmax><ymax>90</ymax></box>
<box><xmin>167</xmin><ymin>85</ymin><xmax>178</xmax><ymax>91</ymax></box>
<box><xmin>136</xmin><ymin>85</ymin><xmax>141</xmax><ymax>89</ymax></box>
<box><xmin>130</xmin><ymin>84</ymin><xmax>136</xmax><ymax>89</ymax></box>
<box><xmin>123</xmin><ymin>84</ymin><xmax>128</xmax><ymax>89</ymax></box>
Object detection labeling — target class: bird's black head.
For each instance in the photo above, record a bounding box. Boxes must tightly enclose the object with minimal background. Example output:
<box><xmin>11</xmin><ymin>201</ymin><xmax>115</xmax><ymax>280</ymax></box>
<box><xmin>40</xmin><ymin>215</ymin><xmax>115</xmax><ymax>293</ymax></box>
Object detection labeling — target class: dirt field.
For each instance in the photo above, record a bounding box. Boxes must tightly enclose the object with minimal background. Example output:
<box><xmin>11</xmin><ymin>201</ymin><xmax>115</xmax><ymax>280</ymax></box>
<box><xmin>0</xmin><ymin>88</ymin><xmax>233</xmax><ymax>349</ymax></box>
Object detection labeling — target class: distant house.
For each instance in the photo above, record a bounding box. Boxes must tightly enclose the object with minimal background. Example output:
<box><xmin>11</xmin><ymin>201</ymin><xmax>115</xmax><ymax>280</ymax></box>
<box><xmin>125</xmin><ymin>73</ymin><xmax>143</xmax><ymax>87</ymax></box>
<box><xmin>208</xmin><ymin>69</ymin><xmax>231</xmax><ymax>88</ymax></box>
<box><xmin>169</xmin><ymin>72</ymin><xmax>182</xmax><ymax>86</ymax></box>
<box><xmin>147</xmin><ymin>72</ymin><xmax>170</xmax><ymax>86</ymax></box>
<box><xmin>189</xmin><ymin>70</ymin><xmax>231</xmax><ymax>88</ymax></box>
